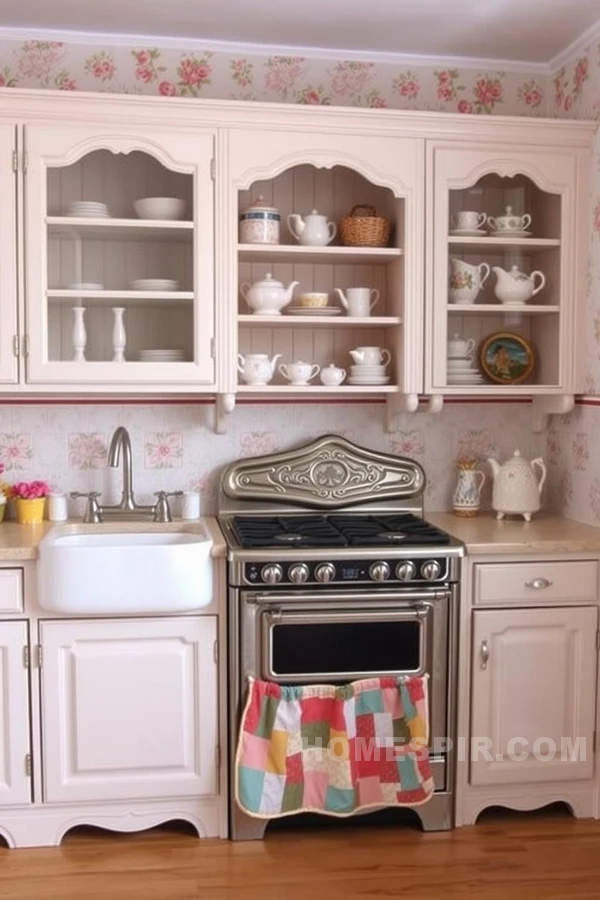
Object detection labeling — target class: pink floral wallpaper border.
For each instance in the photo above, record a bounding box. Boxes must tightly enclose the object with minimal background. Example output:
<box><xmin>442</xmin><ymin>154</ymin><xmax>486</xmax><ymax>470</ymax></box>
<box><xmin>0</xmin><ymin>39</ymin><xmax>547</xmax><ymax>115</ymax></box>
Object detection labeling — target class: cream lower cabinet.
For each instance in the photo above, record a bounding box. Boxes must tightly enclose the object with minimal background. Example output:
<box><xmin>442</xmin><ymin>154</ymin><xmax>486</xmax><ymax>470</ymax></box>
<box><xmin>39</xmin><ymin>616</ymin><xmax>218</xmax><ymax>804</ymax></box>
<box><xmin>0</xmin><ymin>621</ymin><xmax>31</xmax><ymax>806</ymax></box>
<box><xmin>471</xmin><ymin>606</ymin><xmax>597</xmax><ymax>786</ymax></box>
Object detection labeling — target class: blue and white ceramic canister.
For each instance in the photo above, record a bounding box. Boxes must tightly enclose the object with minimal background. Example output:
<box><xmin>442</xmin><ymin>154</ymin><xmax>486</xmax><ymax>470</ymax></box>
<box><xmin>239</xmin><ymin>195</ymin><xmax>280</xmax><ymax>244</ymax></box>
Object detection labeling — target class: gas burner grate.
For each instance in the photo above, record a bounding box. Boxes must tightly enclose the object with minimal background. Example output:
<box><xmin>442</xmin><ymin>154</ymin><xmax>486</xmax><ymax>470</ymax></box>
<box><xmin>327</xmin><ymin>514</ymin><xmax>452</xmax><ymax>547</ymax></box>
<box><xmin>231</xmin><ymin>515</ymin><xmax>348</xmax><ymax>548</ymax></box>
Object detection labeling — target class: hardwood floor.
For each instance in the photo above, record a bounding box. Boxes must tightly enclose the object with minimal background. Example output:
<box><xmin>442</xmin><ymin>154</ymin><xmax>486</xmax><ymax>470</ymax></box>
<box><xmin>1</xmin><ymin>808</ymin><xmax>600</xmax><ymax>899</ymax></box>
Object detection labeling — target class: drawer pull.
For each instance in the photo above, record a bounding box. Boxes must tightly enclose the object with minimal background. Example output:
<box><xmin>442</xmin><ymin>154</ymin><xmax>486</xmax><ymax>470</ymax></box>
<box><xmin>525</xmin><ymin>577</ymin><xmax>553</xmax><ymax>590</ymax></box>
<box><xmin>480</xmin><ymin>640</ymin><xmax>489</xmax><ymax>670</ymax></box>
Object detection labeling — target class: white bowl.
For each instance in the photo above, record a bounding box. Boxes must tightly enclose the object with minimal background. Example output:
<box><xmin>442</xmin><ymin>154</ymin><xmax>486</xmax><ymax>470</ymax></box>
<box><xmin>134</xmin><ymin>197</ymin><xmax>186</xmax><ymax>220</ymax></box>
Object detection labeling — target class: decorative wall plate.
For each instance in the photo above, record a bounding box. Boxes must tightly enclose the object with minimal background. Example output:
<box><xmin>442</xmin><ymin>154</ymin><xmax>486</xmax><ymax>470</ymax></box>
<box><xmin>479</xmin><ymin>332</ymin><xmax>534</xmax><ymax>385</ymax></box>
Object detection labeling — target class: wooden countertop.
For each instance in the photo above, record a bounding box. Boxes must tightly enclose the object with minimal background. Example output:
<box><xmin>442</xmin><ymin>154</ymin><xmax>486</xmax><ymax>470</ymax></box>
<box><xmin>428</xmin><ymin>512</ymin><xmax>600</xmax><ymax>555</ymax></box>
<box><xmin>0</xmin><ymin>516</ymin><xmax>227</xmax><ymax>562</ymax></box>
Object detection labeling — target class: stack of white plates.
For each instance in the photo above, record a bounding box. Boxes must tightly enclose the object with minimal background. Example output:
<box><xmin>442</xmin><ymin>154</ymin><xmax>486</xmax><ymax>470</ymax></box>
<box><xmin>131</xmin><ymin>279</ymin><xmax>179</xmax><ymax>292</ymax></box>
<box><xmin>447</xmin><ymin>355</ymin><xmax>484</xmax><ymax>385</ymax></box>
<box><xmin>69</xmin><ymin>282</ymin><xmax>104</xmax><ymax>291</ymax></box>
<box><xmin>138</xmin><ymin>349</ymin><xmax>187</xmax><ymax>362</ymax></box>
<box><xmin>348</xmin><ymin>364</ymin><xmax>390</xmax><ymax>386</ymax></box>
<box><xmin>67</xmin><ymin>201</ymin><xmax>110</xmax><ymax>218</ymax></box>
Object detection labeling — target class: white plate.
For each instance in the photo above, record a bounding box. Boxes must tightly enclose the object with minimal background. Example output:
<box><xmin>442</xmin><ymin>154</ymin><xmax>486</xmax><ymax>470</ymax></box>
<box><xmin>448</xmin><ymin>228</ymin><xmax>487</xmax><ymax>237</ymax></box>
<box><xmin>448</xmin><ymin>376</ymin><xmax>485</xmax><ymax>384</ymax></box>
<box><xmin>287</xmin><ymin>307</ymin><xmax>341</xmax><ymax>316</ymax></box>
<box><xmin>68</xmin><ymin>282</ymin><xmax>104</xmax><ymax>291</ymax></box>
<box><xmin>131</xmin><ymin>279</ymin><xmax>179</xmax><ymax>292</ymax></box>
<box><xmin>68</xmin><ymin>211</ymin><xmax>111</xmax><ymax>219</ymax></box>
<box><xmin>488</xmin><ymin>230</ymin><xmax>532</xmax><ymax>239</ymax></box>
<box><xmin>348</xmin><ymin>376</ymin><xmax>391</xmax><ymax>385</ymax></box>
<box><xmin>447</xmin><ymin>353</ymin><xmax>473</xmax><ymax>360</ymax></box>
<box><xmin>447</xmin><ymin>365</ymin><xmax>477</xmax><ymax>373</ymax></box>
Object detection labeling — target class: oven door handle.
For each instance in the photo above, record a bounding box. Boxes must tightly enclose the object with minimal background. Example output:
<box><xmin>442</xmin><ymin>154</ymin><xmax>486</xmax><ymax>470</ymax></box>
<box><xmin>264</xmin><ymin>606</ymin><xmax>432</xmax><ymax>624</ymax></box>
<box><xmin>244</xmin><ymin>589</ymin><xmax>451</xmax><ymax>605</ymax></box>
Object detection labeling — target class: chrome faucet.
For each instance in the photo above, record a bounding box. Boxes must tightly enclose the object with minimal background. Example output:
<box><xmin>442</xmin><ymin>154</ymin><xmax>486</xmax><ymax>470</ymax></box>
<box><xmin>71</xmin><ymin>427</ymin><xmax>182</xmax><ymax>523</ymax></box>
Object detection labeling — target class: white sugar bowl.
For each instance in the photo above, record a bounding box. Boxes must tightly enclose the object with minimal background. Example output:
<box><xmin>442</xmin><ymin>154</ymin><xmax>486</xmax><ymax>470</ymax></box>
<box><xmin>320</xmin><ymin>364</ymin><xmax>346</xmax><ymax>386</ymax></box>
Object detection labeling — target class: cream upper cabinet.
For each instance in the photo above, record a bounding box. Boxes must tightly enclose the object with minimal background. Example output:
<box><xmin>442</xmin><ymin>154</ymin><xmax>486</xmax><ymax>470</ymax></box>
<box><xmin>24</xmin><ymin>124</ymin><xmax>216</xmax><ymax>386</ymax></box>
<box><xmin>224</xmin><ymin>128</ymin><xmax>424</xmax><ymax>408</ymax></box>
<box><xmin>426</xmin><ymin>143</ymin><xmax>588</xmax><ymax>400</ymax></box>
<box><xmin>0</xmin><ymin>125</ymin><xmax>19</xmax><ymax>384</ymax></box>
<box><xmin>0</xmin><ymin>621</ymin><xmax>31</xmax><ymax>807</ymax></box>
<box><xmin>470</xmin><ymin>605</ymin><xmax>597</xmax><ymax>787</ymax></box>
<box><xmin>40</xmin><ymin>616</ymin><xmax>218</xmax><ymax>804</ymax></box>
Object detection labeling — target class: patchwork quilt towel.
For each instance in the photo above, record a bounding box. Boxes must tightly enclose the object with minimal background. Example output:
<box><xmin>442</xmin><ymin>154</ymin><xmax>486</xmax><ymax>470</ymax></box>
<box><xmin>235</xmin><ymin>676</ymin><xmax>433</xmax><ymax>819</ymax></box>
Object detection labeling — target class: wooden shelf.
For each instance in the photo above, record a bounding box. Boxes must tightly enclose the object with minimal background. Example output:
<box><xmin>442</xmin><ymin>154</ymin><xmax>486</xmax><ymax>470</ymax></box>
<box><xmin>47</xmin><ymin>290</ymin><xmax>193</xmax><ymax>306</ymax></box>
<box><xmin>238</xmin><ymin>244</ymin><xmax>403</xmax><ymax>265</ymax></box>
<box><xmin>237</xmin><ymin>314</ymin><xmax>401</xmax><ymax>326</ymax></box>
<box><xmin>237</xmin><ymin>384</ymin><xmax>399</xmax><ymax>394</ymax></box>
<box><xmin>447</xmin><ymin>304</ymin><xmax>560</xmax><ymax>314</ymax></box>
<box><xmin>447</xmin><ymin>236</ymin><xmax>560</xmax><ymax>250</ymax></box>
<box><xmin>46</xmin><ymin>217</ymin><xmax>194</xmax><ymax>241</ymax></box>
<box><xmin>440</xmin><ymin>384</ymin><xmax>563</xmax><ymax>395</ymax></box>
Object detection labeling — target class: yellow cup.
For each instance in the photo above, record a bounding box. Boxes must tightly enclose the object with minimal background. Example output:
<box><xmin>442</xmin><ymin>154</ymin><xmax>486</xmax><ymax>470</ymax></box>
<box><xmin>298</xmin><ymin>292</ymin><xmax>329</xmax><ymax>308</ymax></box>
<box><xmin>15</xmin><ymin>497</ymin><xmax>46</xmax><ymax>525</ymax></box>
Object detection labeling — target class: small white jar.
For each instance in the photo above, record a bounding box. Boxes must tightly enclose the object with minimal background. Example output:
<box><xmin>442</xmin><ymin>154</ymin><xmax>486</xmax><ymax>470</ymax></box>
<box><xmin>239</xmin><ymin>195</ymin><xmax>280</xmax><ymax>245</ymax></box>
<box><xmin>181</xmin><ymin>491</ymin><xmax>201</xmax><ymax>520</ymax></box>
<box><xmin>48</xmin><ymin>492</ymin><xmax>68</xmax><ymax>522</ymax></box>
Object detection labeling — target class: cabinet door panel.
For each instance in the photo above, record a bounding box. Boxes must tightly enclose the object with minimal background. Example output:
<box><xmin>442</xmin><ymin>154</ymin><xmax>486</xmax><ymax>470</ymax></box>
<box><xmin>40</xmin><ymin>616</ymin><xmax>217</xmax><ymax>803</ymax></box>
<box><xmin>0</xmin><ymin>621</ymin><xmax>31</xmax><ymax>806</ymax></box>
<box><xmin>471</xmin><ymin>606</ymin><xmax>597</xmax><ymax>786</ymax></box>
<box><xmin>0</xmin><ymin>124</ymin><xmax>18</xmax><ymax>384</ymax></box>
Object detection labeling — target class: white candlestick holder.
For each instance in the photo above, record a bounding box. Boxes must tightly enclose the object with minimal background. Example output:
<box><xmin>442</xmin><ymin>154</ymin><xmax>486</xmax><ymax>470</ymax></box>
<box><xmin>72</xmin><ymin>306</ymin><xmax>86</xmax><ymax>362</ymax></box>
<box><xmin>112</xmin><ymin>307</ymin><xmax>126</xmax><ymax>363</ymax></box>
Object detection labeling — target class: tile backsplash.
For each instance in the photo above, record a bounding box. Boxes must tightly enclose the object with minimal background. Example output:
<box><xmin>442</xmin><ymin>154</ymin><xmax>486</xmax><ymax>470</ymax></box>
<box><xmin>0</xmin><ymin>401</ymin><xmax>536</xmax><ymax>517</ymax></box>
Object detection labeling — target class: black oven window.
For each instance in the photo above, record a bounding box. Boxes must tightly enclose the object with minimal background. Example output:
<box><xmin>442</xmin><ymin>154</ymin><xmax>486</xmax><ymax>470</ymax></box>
<box><xmin>271</xmin><ymin>620</ymin><xmax>421</xmax><ymax>677</ymax></box>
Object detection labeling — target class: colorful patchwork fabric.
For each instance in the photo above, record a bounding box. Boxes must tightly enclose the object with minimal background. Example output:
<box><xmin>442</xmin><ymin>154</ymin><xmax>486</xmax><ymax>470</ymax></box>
<box><xmin>235</xmin><ymin>676</ymin><xmax>433</xmax><ymax>819</ymax></box>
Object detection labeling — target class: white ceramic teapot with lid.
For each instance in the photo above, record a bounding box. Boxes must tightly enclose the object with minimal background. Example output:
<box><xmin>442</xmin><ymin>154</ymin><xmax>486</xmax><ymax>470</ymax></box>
<box><xmin>240</xmin><ymin>273</ymin><xmax>298</xmax><ymax>315</ymax></box>
<box><xmin>287</xmin><ymin>210</ymin><xmax>337</xmax><ymax>246</ymax></box>
<box><xmin>237</xmin><ymin>353</ymin><xmax>282</xmax><ymax>385</ymax></box>
<box><xmin>492</xmin><ymin>265</ymin><xmax>546</xmax><ymax>305</ymax></box>
<box><xmin>488</xmin><ymin>449</ymin><xmax>547</xmax><ymax>521</ymax></box>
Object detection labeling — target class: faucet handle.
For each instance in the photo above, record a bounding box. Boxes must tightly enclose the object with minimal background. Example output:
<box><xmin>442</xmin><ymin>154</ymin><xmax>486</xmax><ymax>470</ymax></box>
<box><xmin>70</xmin><ymin>491</ymin><xmax>103</xmax><ymax>524</ymax></box>
<box><xmin>152</xmin><ymin>490</ymin><xmax>184</xmax><ymax>524</ymax></box>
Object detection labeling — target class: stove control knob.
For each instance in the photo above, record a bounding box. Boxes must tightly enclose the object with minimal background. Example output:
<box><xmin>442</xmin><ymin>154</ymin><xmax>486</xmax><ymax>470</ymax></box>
<box><xmin>315</xmin><ymin>563</ymin><xmax>336</xmax><ymax>583</ymax></box>
<box><xmin>288</xmin><ymin>563</ymin><xmax>310</xmax><ymax>584</ymax></box>
<box><xmin>369</xmin><ymin>561</ymin><xmax>390</xmax><ymax>582</ymax></box>
<box><xmin>395</xmin><ymin>561</ymin><xmax>416</xmax><ymax>581</ymax></box>
<box><xmin>421</xmin><ymin>560</ymin><xmax>442</xmax><ymax>581</ymax></box>
<box><xmin>261</xmin><ymin>563</ymin><xmax>283</xmax><ymax>585</ymax></box>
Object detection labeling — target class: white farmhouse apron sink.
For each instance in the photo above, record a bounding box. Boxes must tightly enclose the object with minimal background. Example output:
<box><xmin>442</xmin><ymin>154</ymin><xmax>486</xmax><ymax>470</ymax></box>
<box><xmin>38</xmin><ymin>523</ymin><xmax>213</xmax><ymax>614</ymax></box>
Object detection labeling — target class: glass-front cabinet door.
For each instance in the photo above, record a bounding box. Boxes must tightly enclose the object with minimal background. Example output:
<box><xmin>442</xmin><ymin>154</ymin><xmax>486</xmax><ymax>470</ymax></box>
<box><xmin>225</xmin><ymin>128</ymin><xmax>424</xmax><ymax>404</ymax></box>
<box><xmin>0</xmin><ymin>124</ymin><xmax>18</xmax><ymax>384</ymax></box>
<box><xmin>24</xmin><ymin>125</ymin><xmax>215</xmax><ymax>386</ymax></box>
<box><xmin>426</xmin><ymin>145</ymin><xmax>582</xmax><ymax>397</ymax></box>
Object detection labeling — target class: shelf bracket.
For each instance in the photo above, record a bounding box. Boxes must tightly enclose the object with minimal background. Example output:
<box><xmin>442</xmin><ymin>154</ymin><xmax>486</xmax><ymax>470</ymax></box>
<box><xmin>531</xmin><ymin>394</ymin><xmax>574</xmax><ymax>433</ymax></box>
<box><xmin>214</xmin><ymin>392</ymin><xmax>235</xmax><ymax>434</ymax></box>
<box><xmin>386</xmin><ymin>393</ymin><xmax>443</xmax><ymax>434</ymax></box>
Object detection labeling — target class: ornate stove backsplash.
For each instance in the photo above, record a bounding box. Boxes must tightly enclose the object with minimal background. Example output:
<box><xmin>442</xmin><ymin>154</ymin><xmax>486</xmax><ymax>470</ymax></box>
<box><xmin>0</xmin><ymin>402</ymin><xmax>537</xmax><ymax>518</ymax></box>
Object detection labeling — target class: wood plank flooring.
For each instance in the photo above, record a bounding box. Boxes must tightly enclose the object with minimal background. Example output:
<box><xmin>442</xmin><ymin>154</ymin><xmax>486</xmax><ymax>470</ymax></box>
<box><xmin>1</xmin><ymin>808</ymin><xmax>600</xmax><ymax>900</ymax></box>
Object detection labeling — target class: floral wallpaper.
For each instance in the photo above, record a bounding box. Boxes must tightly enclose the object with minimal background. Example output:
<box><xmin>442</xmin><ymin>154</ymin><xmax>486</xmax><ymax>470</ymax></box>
<box><xmin>0</xmin><ymin>401</ymin><xmax>534</xmax><ymax>518</ymax></box>
<box><xmin>0</xmin><ymin>39</ymin><xmax>548</xmax><ymax>114</ymax></box>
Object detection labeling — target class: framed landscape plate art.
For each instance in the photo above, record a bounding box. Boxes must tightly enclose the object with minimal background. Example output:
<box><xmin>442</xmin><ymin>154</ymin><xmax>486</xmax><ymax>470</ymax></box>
<box><xmin>479</xmin><ymin>332</ymin><xmax>534</xmax><ymax>385</ymax></box>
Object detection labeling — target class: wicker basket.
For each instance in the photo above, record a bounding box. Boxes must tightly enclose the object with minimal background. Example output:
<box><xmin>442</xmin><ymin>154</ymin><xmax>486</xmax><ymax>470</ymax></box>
<box><xmin>339</xmin><ymin>204</ymin><xmax>391</xmax><ymax>247</ymax></box>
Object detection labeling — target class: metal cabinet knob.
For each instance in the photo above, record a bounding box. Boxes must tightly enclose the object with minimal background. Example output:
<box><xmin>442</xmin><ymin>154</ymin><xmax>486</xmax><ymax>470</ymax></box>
<box><xmin>480</xmin><ymin>640</ymin><xmax>490</xmax><ymax>670</ymax></box>
<box><xmin>525</xmin><ymin>577</ymin><xmax>553</xmax><ymax>590</ymax></box>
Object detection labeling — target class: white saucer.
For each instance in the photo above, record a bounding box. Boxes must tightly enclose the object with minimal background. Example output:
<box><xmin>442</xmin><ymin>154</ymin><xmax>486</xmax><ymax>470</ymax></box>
<box><xmin>449</xmin><ymin>228</ymin><xmax>487</xmax><ymax>237</ymax></box>
<box><xmin>69</xmin><ymin>282</ymin><xmax>104</xmax><ymax>291</ymax></box>
<box><xmin>488</xmin><ymin>230</ymin><xmax>532</xmax><ymax>239</ymax></box>
<box><xmin>348</xmin><ymin>376</ymin><xmax>391</xmax><ymax>385</ymax></box>
<box><xmin>287</xmin><ymin>307</ymin><xmax>341</xmax><ymax>316</ymax></box>
<box><xmin>447</xmin><ymin>365</ymin><xmax>477</xmax><ymax>374</ymax></box>
<box><xmin>447</xmin><ymin>353</ymin><xmax>473</xmax><ymax>361</ymax></box>
<box><xmin>131</xmin><ymin>279</ymin><xmax>179</xmax><ymax>292</ymax></box>
<box><xmin>448</xmin><ymin>375</ymin><xmax>485</xmax><ymax>384</ymax></box>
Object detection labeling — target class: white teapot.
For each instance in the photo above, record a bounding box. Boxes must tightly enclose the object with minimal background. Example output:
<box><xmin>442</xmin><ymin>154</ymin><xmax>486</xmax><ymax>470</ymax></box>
<box><xmin>237</xmin><ymin>353</ymin><xmax>282</xmax><ymax>385</ymax></box>
<box><xmin>240</xmin><ymin>273</ymin><xmax>298</xmax><ymax>315</ymax></box>
<box><xmin>287</xmin><ymin>210</ymin><xmax>336</xmax><ymax>246</ymax></box>
<box><xmin>488</xmin><ymin>449</ymin><xmax>547</xmax><ymax>521</ymax></box>
<box><xmin>492</xmin><ymin>265</ymin><xmax>546</xmax><ymax>305</ymax></box>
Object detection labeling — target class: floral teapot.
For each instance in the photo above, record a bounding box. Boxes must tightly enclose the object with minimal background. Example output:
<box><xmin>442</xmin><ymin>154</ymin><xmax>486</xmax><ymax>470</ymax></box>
<box><xmin>287</xmin><ymin>210</ymin><xmax>337</xmax><ymax>246</ymax></box>
<box><xmin>492</xmin><ymin>265</ymin><xmax>546</xmax><ymax>305</ymax></box>
<box><xmin>237</xmin><ymin>352</ymin><xmax>282</xmax><ymax>385</ymax></box>
<box><xmin>488</xmin><ymin>449</ymin><xmax>547</xmax><ymax>521</ymax></box>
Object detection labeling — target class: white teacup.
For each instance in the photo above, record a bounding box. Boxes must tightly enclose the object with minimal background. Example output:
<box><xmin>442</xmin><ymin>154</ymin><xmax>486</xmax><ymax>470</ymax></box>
<box><xmin>349</xmin><ymin>346</ymin><xmax>391</xmax><ymax>367</ymax></box>
<box><xmin>279</xmin><ymin>360</ymin><xmax>320</xmax><ymax>385</ymax></box>
<box><xmin>450</xmin><ymin>210</ymin><xmax>487</xmax><ymax>231</ymax></box>
<box><xmin>297</xmin><ymin>292</ymin><xmax>329</xmax><ymax>308</ymax></box>
<box><xmin>320</xmin><ymin>364</ymin><xmax>346</xmax><ymax>386</ymax></box>
<box><xmin>487</xmin><ymin>205</ymin><xmax>531</xmax><ymax>233</ymax></box>
<box><xmin>334</xmin><ymin>287</ymin><xmax>379</xmax><ymax>317</ymax></box>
